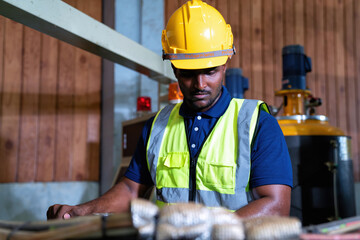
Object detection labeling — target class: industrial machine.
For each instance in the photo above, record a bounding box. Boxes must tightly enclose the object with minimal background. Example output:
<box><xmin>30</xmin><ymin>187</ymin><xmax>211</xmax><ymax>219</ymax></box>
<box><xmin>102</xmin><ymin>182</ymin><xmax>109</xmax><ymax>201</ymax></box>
<box><xmin>275</xmin><ymin>45</ymin><xmax>356</xmax><ymax>226</ymax></box>
<box><xmin>225</xmin><ymin>68</ymin><xmax>249</xmax><ymax>99</ymax></box>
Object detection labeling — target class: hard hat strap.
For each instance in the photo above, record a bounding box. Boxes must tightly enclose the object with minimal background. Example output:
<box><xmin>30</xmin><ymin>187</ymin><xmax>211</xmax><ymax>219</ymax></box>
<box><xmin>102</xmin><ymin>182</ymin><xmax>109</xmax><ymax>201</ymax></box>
<box><xmin>163</xmin><ymin>46</ymin><xmax>236</xmax><ymax>61</ymax></box>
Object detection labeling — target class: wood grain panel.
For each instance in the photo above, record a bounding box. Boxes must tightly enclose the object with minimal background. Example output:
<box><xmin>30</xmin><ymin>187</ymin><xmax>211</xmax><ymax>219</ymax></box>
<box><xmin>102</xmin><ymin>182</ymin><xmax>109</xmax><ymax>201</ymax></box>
<box><xmin>228</xmin><ymin>0</ymin><xmax>240</xmax><ymax>69</ymax></box>
<box><xmin>314</xmin><ymin>0</ymin><xmax>326</xmax><ymax>116</ymax></box>
<box><xmin>0</xmin><ymin>16</ymin><xmax>4</xmax><ymax>110</ymax></box>
<box><xmin>240</xmin><ymin>0</ymin><xmax>251</xmax><ymax>99</ymax></box>
<box><xmin>179</xmin><ymin>0</ymin><xmax>188</xmax><ymax>6</ymax></box>
<box><xmin>206</xmin><ymin>0</ymin><xmax>216</xmax><ymax>8</ymax></box>
<box><xmin>294</xmin><ymin>0</ymin><xmax>305</xmax><ymax>45</ymax></box>
<box><xmin>54</xmin><ymin>40</ymin><xmax>75</xmax><ymax>181</ymax></box>
<box><xmin>76</xmin><ymin>0</ymin><xmax>102</xmax><ymax>181</ymax></box>
<box><xmin>304</xmin><ymin>0</ymin><xmax>316</xmax><ymax>98</ymax></box>
<box><xmin>72</xmin><ymin>49</ymin><xmax>89</xmax><ymax>181</ymax></box>
<box><xmin>0</xmin><ymin>19</ymin><xmax>23</xmax><ymax>182</ymax></box>
<box><xmin>272</xmin><ymin>0</ymin><xmax>284</xmax><ymax>110</ymax></box>
<box><xmin>324</xmin><ymin>0</ymin><xmax>337</xmax><ymax>127</ymax></box>
<box><xmin>17</xmin><ymin>27</ymin><xmax>41</xmax><ymax>182</ymax></box>
<box><xmin>344</xmin><ymin>0</ymin><xmax>359</xmax><ymax>180</ymax></box>
<box><xmin>216</xmin><ymin>0</ymin><xmax>228</xmax><ymax>22</ymax></box>
<box><xmin>72</xmin><ymin>0</ymin><xmax>91</xmax><ymax>181</ymax></box>
<box><xmin>0</xmin><ymin>0</ymin><xmax>102</xmax><ymax>183</ymax></box>
<box><xmin>165</xmin><ymin>0</ymin><xmax>180</xmax><ymax>23</ymax></box>
<box><xmin>334</xmin><ymin>0</ymin><xmax>347</xmax><ymax>133</ymax></box>
<box><xmin>36</xmin><ymin>34</ymin><xmax>58</xmax><ymax>182</ymax></box>
<box><xmin>355</xmin><ymin>0</ymin><xmax>360</xmax><ymax>180</ymax></box>
<box><xmin>85</xmin><ymin>0</ymin><xmax>102</xmax><ymax>181</ymax></box>
<box><xmin>251</xmin><ymin>0</ymin><xmax>263</xmax><ymax>99</ymax></box>
<box><xmin>262</xmin><ymin>0</ymin><xmax>274</xmax><ymax>105</ymax></box>
<box><xmin>284</xmin><ymin>0</ymin><xmax>295</xmax><ymax>45</ymax></box>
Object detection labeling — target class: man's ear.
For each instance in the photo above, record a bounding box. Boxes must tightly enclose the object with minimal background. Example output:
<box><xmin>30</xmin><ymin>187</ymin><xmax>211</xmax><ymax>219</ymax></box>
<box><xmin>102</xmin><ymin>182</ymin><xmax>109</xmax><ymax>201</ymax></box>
<box><xmin>223</xmin><ymin>59</ymin><xmax>229</xmax><ymax>73</ymax></box>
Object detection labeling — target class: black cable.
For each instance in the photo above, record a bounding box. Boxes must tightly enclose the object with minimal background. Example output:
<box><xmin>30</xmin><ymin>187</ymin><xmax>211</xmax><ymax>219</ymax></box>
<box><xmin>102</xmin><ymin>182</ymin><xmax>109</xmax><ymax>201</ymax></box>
<box><xmin>101</xmin><ymin>215</ymin><xmax>108</xmax><ymax>239</ymax></box>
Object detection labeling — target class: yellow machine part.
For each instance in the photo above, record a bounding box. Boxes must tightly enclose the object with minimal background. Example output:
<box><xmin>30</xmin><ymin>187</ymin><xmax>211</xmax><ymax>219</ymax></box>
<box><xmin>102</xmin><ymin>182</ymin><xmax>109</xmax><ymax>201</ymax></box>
<box><xmin>275</xmin><ymin>88</ymin><xmax>344</xmax><ymax>136</ymax></box>
<box><xmin>275</xmin><ymin>89</ymin><xmax>311</xmax><ymax>116</ymax></box>
<box><xmin>278</xmin><ymin>117</ymin><xmax>344</xmax><ymax>136</ymax></box>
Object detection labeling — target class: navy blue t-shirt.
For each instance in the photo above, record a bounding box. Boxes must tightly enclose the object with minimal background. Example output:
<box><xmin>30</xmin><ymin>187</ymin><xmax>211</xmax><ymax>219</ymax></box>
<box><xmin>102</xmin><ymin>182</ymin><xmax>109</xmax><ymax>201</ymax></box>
<box><xmin>125</xmin><ymin>86</ymin><xmax>293</xmax><ymax>189</ymax></box>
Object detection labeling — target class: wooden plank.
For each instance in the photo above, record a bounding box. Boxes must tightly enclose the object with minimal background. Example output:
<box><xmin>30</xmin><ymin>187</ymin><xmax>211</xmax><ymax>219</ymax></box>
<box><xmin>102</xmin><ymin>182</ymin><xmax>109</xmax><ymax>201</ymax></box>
<box><xmin>355</xmin><ymin>0</ymin><xmax>360</xmax><ymax>181</ymax></box>
<box><xmin>314</xmin><ymin>0</ymin><xmax>326</xmax><ymax>116</ymax></box>
<box><xmin>353</xmin><ymin>1</ymin><xmax>360</xmax><ymax>182</ymax></box>
<box><xmin>100</xmin><ymin>0</ymin><xmax>115</xmax><ymax>192</ymax></box>
<box><xmin>284</xmin><ymin>0</ymin><xmax>295</xmax><ymax>45</ymax></box>
<box><xmin>304</xmin><ymin>0</ymin><xmax>316</xmax><ymax>99</ymax></box>
<box><xmin>72</xmin><ymin>48</ymin><xmax>89</xmax><ymax>181</ymax></box>
<box><xmin>0</xmin><ymin>16</ymin><xmax>4</xmax><ymax>110</ymax></box>
<box><xmin>324</xmin><ymin>0</ymin><xmax>337</xmax><ymax>127</ymax></box>
<box><xmin>345</xmin><ymin>0</ymin><xmax>359</xmax><ymax>181</ymax></box>
<box><xmin>75</xmin><ymin>0</ymin><xmax>102</xmax><ymax>181</ymax></box>
<box><xmin>0</xmin><ymin>19</ymin><xmax>23</xmax><ymax>183</ymax></box>
<box><xmin>228</xmin><ymin>0</ymin><xmax>240</xmax><ymax>69</ymax></box>
<box><xmin>179</xmin><ymin>0</ymin><xmax>188</xmax><ymax>6</ymax></box>
<box><xmin>240</xmin><ymin>0</ymin><xmax>251</xmax><ymax>99</ymax></box>
<box><xmin>272</xmin><ymin>0</ymin><xmax>284</xmax><ymax>110</ymax></box>
<box><xmin>54</xmin><ymin>0</ymin><xmax>76</xmax><ymax>181</ymax></box>
<box><xmin>216</xmin><ymin>0</ymin><xmax>228</xmax><ymax>22</ymax></box>
<box><xmin>85</xmin><ymin>0</ymin><xmax>102</xmax><ymax>181</ymax></box>
<box><xmin>251</xmin><ymin>0</ymin><xmax>263</xmax><ymax>99</ymax></box>
<box><xmin>165</xmin><ymin>0</ymin><xmax>180</xmax><ymax>25</ymax></box>
<box><xmin>54</xmin><ymin>40</ymin><xmax>75</xmax><ymax>181</ymax></box>
<box><xmin>17</xmin><ymin>27</ymin><xmax>41</xmax><ymax>182</ymax></box>
<box><xmin>206</xmin><ymin>0</ymin><xmax>216</xmax><ymax>8</ymax></box>
<box><xmin>36</xmin><ymin>34</ymin><xmax>58</xmax><ymax>182</ymax></box>
<box><xmin>70</xmin><ymin>0</ymin><xmax>92</xmax><ymax>181</ymax></box>
<box><xmin>262</xmin><ymin>0</ymin><xmax>274</xmax><ymax>105</ymax></box>
<box><xmin>294</xmin><ymin>0</ymin><xmax>305</xmax><ymax>45</ymax></box>
<box><xmin>334</xmin><ymin>0</ymin><xmax>347</xmax><ymax>133</ymax></box>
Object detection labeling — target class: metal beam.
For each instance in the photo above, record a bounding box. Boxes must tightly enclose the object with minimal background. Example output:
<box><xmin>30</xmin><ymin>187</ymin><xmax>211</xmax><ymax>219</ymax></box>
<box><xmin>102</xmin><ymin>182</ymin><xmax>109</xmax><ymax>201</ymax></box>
<box><xmin>0</xmin><ymin>0</ymin><xmax>176</xmax><ymax>83</ymax></box>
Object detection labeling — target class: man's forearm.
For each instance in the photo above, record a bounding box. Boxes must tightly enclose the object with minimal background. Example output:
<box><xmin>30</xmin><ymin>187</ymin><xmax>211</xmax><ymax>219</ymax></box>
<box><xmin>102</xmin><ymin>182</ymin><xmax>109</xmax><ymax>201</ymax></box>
<box><xmin>81</xmin><ymin>177</ymin><xmax>152</xmax><ymax>214</ymax></box>
<box><xmin>234</xmin><ymin>196</ymin><xmax>289</xmax><ymax>218</ymax></box>
<box><xmin>77</xmin><ymin>181</ymin><xmax>135</xmax><ymax>214</ymax></box>
<box><xmin>47</xmin><ymin>178</ymin><xmax>147</xmax><ymax>219</ymax></box>
<box><xmin>235</xmin><ymin>185</ymin><xmax>291</xmax><ymax>218</ymax></box>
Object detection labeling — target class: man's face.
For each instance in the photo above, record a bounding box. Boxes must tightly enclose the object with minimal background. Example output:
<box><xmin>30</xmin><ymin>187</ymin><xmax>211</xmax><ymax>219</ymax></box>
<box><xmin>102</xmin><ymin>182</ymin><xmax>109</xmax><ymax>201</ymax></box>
<box><xmin>174</xmin><ymin>64</ymin><xmax>227</xmax><ymax>112</ymax></box>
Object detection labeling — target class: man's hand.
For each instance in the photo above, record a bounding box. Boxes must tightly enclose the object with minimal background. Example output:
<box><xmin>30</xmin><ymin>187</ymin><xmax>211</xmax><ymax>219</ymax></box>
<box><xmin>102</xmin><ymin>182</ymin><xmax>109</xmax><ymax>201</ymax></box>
<box><xmin>46</xmin><ymin>178</ymin><xmax>151</xmax><ymax>220</ymax></box>
<box><xmin>47</xmin><ymin>204</ymin><xmax>87</xmax><ymax>219</ymax></box>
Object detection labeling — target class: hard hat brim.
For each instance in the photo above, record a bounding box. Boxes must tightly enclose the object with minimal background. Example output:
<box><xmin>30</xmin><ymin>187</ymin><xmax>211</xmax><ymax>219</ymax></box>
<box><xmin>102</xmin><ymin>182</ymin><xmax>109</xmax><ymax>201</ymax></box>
<box><xmin>170</xmin><ymin>56</ymin><xmax>229</xmax><ymax>70</ymax></box>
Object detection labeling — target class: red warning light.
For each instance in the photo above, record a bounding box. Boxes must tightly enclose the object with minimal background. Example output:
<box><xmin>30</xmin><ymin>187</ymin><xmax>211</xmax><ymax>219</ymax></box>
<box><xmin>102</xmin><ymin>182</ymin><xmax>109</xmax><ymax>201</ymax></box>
<box><xmin>137</xmin><ymin>96</ymin><xmax>151</xmax><ymax>112</ymax></box>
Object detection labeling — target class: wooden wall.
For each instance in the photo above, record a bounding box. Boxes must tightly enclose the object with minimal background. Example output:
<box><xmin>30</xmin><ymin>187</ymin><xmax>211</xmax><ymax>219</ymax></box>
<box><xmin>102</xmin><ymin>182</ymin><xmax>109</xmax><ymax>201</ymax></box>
<box><xmin>0</xmin><ymin>0</ymin><xmax>102</xmax><ymax>183</ymax></box>
<box><xmin>165</xmin><ymin>0</ymin><xmax>360</xmax><ymax>181</ymax></box>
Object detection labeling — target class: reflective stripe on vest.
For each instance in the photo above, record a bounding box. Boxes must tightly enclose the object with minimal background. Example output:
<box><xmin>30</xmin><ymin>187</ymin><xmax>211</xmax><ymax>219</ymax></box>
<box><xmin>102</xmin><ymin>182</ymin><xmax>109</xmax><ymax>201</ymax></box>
<box><xmin>146</xmin><ymin>99</ymin><xmax>266</xmax><ymax>211</ymax></box>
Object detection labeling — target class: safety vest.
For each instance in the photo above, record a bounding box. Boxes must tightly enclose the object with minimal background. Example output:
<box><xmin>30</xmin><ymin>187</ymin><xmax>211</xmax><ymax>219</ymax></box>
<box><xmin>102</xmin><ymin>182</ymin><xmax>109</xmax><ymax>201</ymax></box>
<box><xmin>146</xmin><ymin>99</ymin><xmax>269</xmax><ymax>211</ymax></box>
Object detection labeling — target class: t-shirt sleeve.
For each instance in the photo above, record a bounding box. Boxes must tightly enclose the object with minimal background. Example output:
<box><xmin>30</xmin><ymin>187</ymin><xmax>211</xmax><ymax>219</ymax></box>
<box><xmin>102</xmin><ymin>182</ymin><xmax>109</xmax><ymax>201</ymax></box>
<box><xmin>249</xmin><ymin>110</ymin><xmax>293</xmax><ymax>188</ymax></box>
<box><xmin>124</xmin><ymin>117</ymin><xmax>154</xmax><ymax>186</ymax></box>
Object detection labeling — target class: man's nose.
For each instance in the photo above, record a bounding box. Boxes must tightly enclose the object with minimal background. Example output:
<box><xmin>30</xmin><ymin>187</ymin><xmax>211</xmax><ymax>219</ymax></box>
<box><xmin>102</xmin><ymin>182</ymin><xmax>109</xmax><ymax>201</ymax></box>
<box><xmin>194</xmin><ymin>74</ymin><xmax>207</xmax><ymax>90</ymax></box>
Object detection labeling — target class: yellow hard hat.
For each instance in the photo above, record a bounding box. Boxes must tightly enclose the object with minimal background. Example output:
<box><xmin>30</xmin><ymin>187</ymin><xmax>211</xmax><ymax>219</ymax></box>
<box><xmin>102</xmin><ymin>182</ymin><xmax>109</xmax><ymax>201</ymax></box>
<box><xmin>162</xmin><ymin>0</ymin><xmax>235</xmax><ymax>69</ymax></box>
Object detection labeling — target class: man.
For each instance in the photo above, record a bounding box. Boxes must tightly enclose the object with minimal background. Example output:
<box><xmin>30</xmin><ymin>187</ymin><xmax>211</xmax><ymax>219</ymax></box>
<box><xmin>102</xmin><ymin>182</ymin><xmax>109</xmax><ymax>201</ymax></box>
<box><xmin>47</xmin><ymin>0</ymin><xmax>292</xmax><ymax>219</ymax></box>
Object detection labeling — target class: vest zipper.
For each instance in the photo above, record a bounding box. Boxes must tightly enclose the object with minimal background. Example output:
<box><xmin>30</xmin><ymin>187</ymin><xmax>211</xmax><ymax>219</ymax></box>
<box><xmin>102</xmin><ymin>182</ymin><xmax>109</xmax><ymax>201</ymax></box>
<box><xmin>185</xmin><ymin>120</ymin><xmax>197</xmax><ymax>202</ymax></box>
<box><xmin>189</xmin><ymin>155</ymin><xmax>198</xmax><ymax>201</ymax></box>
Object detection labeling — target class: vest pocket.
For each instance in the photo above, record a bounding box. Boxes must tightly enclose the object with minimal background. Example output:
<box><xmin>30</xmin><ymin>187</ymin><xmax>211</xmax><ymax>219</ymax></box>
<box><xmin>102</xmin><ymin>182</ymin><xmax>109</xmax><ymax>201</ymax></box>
<box><xmin>157</xmin><ymin>153</ymin><xmax>189</xmax><ymax>188</ymax></box>
<box><xmin>203</xmin><ymin>161</ymin><xmax>235</xmax><ymax>191</ymax></box>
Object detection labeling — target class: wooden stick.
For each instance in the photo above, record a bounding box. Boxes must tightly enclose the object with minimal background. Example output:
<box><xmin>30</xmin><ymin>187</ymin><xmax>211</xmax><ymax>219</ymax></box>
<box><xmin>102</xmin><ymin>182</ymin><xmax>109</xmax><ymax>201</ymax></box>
<box><xmin>0</xmin><ymin>213</ymin><xmax>135</xmax><ymax>240</ymax></box>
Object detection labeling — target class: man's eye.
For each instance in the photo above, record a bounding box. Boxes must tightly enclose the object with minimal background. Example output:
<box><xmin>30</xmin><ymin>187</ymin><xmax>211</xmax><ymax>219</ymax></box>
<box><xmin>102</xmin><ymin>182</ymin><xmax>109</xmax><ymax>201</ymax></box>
<box><xmin>207</xmin><ymin>70</ymin><xmax>217</xmax><ymax>75</ymax></box>
<box><xmin>179</xmin><ymin>72</ymin><xmax>193</xmax><ymax>78</ymax></box>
